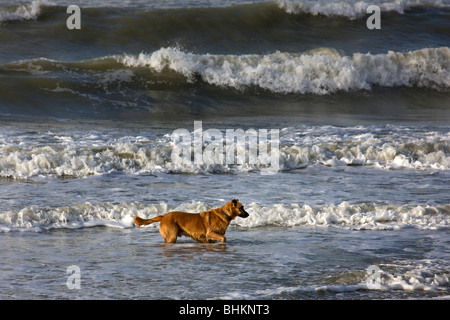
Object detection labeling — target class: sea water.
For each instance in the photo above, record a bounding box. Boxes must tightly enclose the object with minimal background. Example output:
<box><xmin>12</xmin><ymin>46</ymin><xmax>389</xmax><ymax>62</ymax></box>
<box><xmin>0</xmin><ymin>0</ymin><xmax>449</xmax><ymax>300</ymax></box>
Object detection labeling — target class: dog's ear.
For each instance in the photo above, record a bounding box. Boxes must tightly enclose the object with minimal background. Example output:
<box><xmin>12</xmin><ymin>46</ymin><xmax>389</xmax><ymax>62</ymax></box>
<box><xmin>232</xmin><ymin>199</ymin><xmax>239</xmax><ymax>206</ymax></box>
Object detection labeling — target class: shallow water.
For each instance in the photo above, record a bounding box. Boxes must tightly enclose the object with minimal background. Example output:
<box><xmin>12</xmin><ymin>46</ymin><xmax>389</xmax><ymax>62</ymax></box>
<box><xmin>1</xmin><ymin>225</ymin><xmax>448</xmax><ymax>299</ymax></box>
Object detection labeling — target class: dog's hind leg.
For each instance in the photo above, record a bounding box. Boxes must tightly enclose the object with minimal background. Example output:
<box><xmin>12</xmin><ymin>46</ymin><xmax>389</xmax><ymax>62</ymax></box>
<box><xmin>159</xmin><ymin>224</ymin><xmax>178</xmax><ymax>243</ymax></box>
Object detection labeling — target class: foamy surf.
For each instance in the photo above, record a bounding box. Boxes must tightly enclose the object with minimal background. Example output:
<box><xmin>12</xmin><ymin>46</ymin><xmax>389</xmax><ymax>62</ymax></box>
<box><xmin>235</xmin><ymin>202</ymin><xmax>450</xmax><ymax>230</ymax></box>
<box><xmin>2</xmin><ymin>46</ymin><xmax>448</xmax><ymax>100</ymax></box>
<box><xmin>249</xmin><ymin>271</ymin><xmax>450</xmax><ymax>297</ymax></box>
<box><xmin>0</xmin><ymin>201</ymin><xmax>448</xmax><ymax>232</ymax></box>
<box><xmin>0</xmin><ymin>0</ymin><xmax>55</xmax><ymax>23</ymax></box>
<box><xmin>244</xmin><ymin>263</ymin><xmax>450</xmax><ymax>297</ymax></box>
<box><xmin>119</xmin><ymin>47</ymin><xmax>450</xmax><ymax>94</ymax></box>
<box><xmin>0</xmin><ymin>201</ymin><xmax>143</xmax><ymax>232</ymax></box>
<box><xmin>1</xmin><ymin>0</ymin><xmax>449</xmax><ymax>302</ymax></box>
<box><xmin>0</xmin><ymin>125</ymin><xmax>448</xmax><ymax>179</ymax></box>
<box><xmin>278</xmin><ymin>0</ymin><xmax>450</xmax><ymax>19</ymax></box>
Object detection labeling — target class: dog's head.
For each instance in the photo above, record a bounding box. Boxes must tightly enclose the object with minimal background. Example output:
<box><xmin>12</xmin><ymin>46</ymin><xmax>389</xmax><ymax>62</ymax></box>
<box><xmin>224</xmin><ymin>199</ymin><xmax>249</xmax><ymax>219</ymax></box>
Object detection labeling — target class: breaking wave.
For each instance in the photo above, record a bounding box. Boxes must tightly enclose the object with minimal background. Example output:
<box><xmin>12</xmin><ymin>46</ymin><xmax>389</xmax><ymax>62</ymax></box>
<box><xmin>0</xmin><ymin>0</ymin><xmax>55</xmax><ymax>23</ymax></box>
<box><xmin>0</xmin><ymin>125</ymin><xmax>448</xmax><ymax>179</ymax></box>
<box><xmin>118</xmin><ymin>47</ymin><xmax>450</xmax><ymax>94</ymax></box>
<box><xmin>2</xmin><ymin>0</ymin><xmax>448</xmax><ymax>24</ymax></box>
<box><xmin>0</xmin><ymin>200</ymin><xmax>448</xmax><ymax>232</ymax></box>
<box><xmin>278</xmin><ymin>0</ymin><xmax>450</xmax><ymax>19</ymax></box>
<box><xmin>3</xmin><ymin>46</ymin><xmax>447</xmax><ymax>97</ymax></box>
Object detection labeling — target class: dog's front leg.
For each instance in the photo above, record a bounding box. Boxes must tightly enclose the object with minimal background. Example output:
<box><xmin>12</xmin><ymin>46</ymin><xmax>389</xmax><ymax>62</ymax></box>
<box><xmin>206</xmin><ymin>230</ymin><xmax>226</xmax><ymax>243</ymax></box>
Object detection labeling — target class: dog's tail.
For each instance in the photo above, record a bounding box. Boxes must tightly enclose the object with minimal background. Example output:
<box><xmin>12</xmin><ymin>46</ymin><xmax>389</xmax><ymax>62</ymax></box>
<box><xmin>134</xmin><ymin>215</ymin><xmax>163</xmax><ymax>227</ymax></box>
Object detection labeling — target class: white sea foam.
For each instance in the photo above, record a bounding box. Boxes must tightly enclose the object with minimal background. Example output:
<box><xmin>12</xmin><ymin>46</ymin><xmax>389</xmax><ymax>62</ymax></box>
<box><xmin>0</xmin><ymin>200</ymin><xmax>448</xmax><ymax>232</ymax></box>
<box><xmin>254</xmin><ymin>267</ymin><xmax>449</xmax><ymax>296</ymax></box>
<box><xmin>0</xmin><ymin>125</ymin><xmax>448</xmax><ymax>179</ymax></box>
<box><xmin>0</xmin><ymin>201</ymin><xmax>209</xmax><ymax>232</ymax></box>
<box><xmin>0</xmin><ymin>201</ymin><xmax>151</xmax><ymax>232</ymax></box>
<box><xmin>0</xmin><ymin>0</ymin><xmax>54</xmax><ymax>23</ymax></box>
<box><xmin>220</xmin><ymin>259</ymin><xmax>450</xmax><ymax>298</ymax></box>
<box><xmin>278</xmin><ymin>0</ymin><xmax>450</xmax><ymax>19</ymax></box>
<box><xmin>234</xmin><ymin>202</ymin><xmax>450</xmax><ymax>230</ymax></box>
<box><xmin>119</xmin><ymin>47</ymin><xmax>450</xmax><ymax>94</ymax></box>
<box><xmin>279</xmin><ymin>125</ymin><xmax>450</xmax><ymax>171</ymax></box>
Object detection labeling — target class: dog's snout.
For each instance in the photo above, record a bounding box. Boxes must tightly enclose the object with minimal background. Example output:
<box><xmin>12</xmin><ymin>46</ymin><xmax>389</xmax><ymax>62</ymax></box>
<box><xmin>240</xmin><ymin>209</ymin><xmax>249</xmax><ymax>218</ymax></box>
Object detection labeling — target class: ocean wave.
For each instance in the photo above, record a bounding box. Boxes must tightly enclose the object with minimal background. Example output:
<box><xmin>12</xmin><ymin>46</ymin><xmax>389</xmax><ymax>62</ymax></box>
<box><xmin>236</xmin><ymin>202</ymin><xmax>450</xmax><ymax>230</ymax></box>
<box><xmin>118</xmin><ymin>47</ymin><xmax>450</xmax><ymax>94</ymax></box>
<box><xmin>278</xmin><ymin>0</ymin><xmax>450</xmax><ymax>19</ymax></box>
<box><xmin>0</xmin><ymin>0</ymin><xmax>55</xmax><ymax>23</ymax></box>
<box><xmin>0</xmin><ymin>126</ymin><xmax>448</xmax><ymax>179</ymax></box>
<box><xmin>2</xmin><ymin>0</ymin><xmax>447</xmax><ymax>24</ymax></box>
<box><xmin>2</xmin><ymin>47</ymin><xmax>448</xmax><ymax>97</ymax></box>
<box><xmin>0</xmin><ymin>200</ymin><xmax>448</xmax><ymax>232</ymax></box>
<box><xmin>252</xmin><ymin>262</ymin><xmax>450</xmax><ymax>297</ymax></box>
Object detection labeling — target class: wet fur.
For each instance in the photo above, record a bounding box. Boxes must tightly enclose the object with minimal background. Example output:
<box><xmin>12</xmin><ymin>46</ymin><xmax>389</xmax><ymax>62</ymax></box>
<box><xmin>134</xmin><ymin>199</ymin><xmax>249</xmax><ymax>243</ymax></box>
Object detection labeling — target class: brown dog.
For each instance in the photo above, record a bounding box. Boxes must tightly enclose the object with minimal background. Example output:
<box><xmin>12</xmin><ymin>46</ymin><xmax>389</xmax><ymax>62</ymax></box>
<box><xmin>134</xmin><ymin>199</ymin><xmax>249</xmax><ymax>243</ymax></box>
